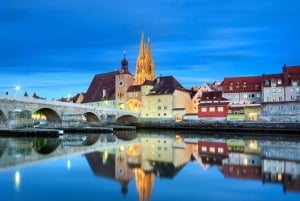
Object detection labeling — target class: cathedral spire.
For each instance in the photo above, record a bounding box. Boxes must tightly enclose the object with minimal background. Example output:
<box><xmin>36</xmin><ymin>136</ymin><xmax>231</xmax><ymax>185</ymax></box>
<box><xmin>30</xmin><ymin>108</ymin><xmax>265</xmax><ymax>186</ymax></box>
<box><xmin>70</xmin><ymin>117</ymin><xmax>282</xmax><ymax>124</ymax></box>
<box><xmin>146</xmin><ymin>37</ymin><xmax>155</xmax><ymax>80</ymax></box>
<box><xmin>135</xmin><ymin>32</ymin><xmax>155</xmax><ymax>85</ymax></box>
<box><xmin>138</xmin><ymin>32</ymin><xmax>146</xmax><ymax>59</ymax></box>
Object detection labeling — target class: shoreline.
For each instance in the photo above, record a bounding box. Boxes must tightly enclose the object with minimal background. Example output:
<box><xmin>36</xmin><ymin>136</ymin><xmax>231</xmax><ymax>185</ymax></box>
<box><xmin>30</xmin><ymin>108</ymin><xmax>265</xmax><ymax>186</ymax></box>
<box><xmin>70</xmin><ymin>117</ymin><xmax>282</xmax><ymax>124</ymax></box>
<box><xmin>0</xmin><ymin>122</ymin><xmax>299</xmax><ymax>137</ymax></box>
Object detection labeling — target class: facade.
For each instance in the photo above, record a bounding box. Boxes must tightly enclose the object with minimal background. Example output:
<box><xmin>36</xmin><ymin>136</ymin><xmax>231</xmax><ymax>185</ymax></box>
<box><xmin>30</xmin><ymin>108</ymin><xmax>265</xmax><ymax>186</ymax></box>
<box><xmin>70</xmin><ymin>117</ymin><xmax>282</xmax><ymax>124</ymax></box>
<box><xmin>221</xmin><ymin>76</ymin><xmax>262</xmax><ymax>104</ymax></box>
<box><xmin>262</xmin><ymin>73</ymin><xmax>284</xmax><ymax>102</ymax></box>
<box><xmin>82</xmin><ymin>71</ymin><xmax>120</xmax><ymax>108</ymax></box>
<box><xmin>198</xmin><ymin>91</ymin><xmax>229</xmax><ymax>120</ymax></box>
<box><xmin>227</xmin><ymin>104</ymin><xmax>261</xmax><ymax>121</ymax></box>
<box><xmin>283</xmin><ymin>65</ymin><xmax>300</xmax><ymax>101</ymax></box>
<box><xmin>191</xmin><ymin>83</ymin><xmax>217</xmax><ymax>113</ymax></box>
<box><xmin>126</xmin><ymin>85</ymin><xmax>142</xmax><ymax>111</ymax></box>
<box><xmin>140</xmin><ymin>76</ymin><xmax>192</xmax><ymax>121</ymax></box>
<box><xmin>260</xmin><ymin>101</ymin><xmax>300</xmax><ymax>122</ymax></box>
<box><xmin>135</xmin><ymin>32</ymin><xmax>155</xmax><ymax>85</ymax></box>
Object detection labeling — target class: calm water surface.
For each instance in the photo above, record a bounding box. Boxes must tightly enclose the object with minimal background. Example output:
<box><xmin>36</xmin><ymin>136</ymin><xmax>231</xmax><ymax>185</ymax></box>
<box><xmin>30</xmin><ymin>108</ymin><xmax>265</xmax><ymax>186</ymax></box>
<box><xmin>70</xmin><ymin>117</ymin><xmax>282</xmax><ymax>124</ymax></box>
<box><xmin>0</xmin><ymin>130</ymin><xmax>299</xmax><ymax>201</ymax></box>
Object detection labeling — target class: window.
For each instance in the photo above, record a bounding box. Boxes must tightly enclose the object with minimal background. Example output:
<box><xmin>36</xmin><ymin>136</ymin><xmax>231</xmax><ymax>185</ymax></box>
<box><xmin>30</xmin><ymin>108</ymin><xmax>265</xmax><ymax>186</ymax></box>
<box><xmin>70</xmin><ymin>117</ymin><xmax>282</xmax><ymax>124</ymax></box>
<box><xmin>157</xmin><ymin>98</ymin><xmax>161</xmax><ymax>102</ymax></box>
<box><xmin>164</xmin><ymin>106</ymin><xmax>168</xmax><ymax>110</ymax></box>
<box><xmin>278</xmin><ymin>79</ymin><xmax>282</xmax><ymax>85</ymax></box>
<box><xmin>218</xmin><ymin>147</ymin><xmax>224</xmax><ymax>153</ymax></box>
<box><xmin>217</xmin><ymin>107</ymin><xmax>224</xmax><ymax>112</ymax></box>
<box><xmin>201</xmin><ymin>146</ymin><xmax>207</xmax><ymax>152</ymax></box>
<box><xmin>209</xmin><ymin>107</ymin><xmax>215</xmax><ymax>112</ymax></box>
<box><xmin>201</xmin><ymin>107</ymin><xmax>207</xmax><ymax>112</ymax></box>
<box><xmin>209</xmin><ymin>147</ymin><xmax>215</xmax><ymax>153</ymax></box>
<box><xmin>157</xmin><ymin>106</ymin><xmax>161</xmax><ymax>110</ymax></box>
<box><xmin>265</xmin><ymin>80</ymin><xmax>269</xmax><ymax>85</ymax></box>
<box><xmin>271</xmin><ymin>79</ymin><xmax>277</xmax><ymax>87</ymax></box>
<box><xmin>229</xmin><ymin>86</ymin><xmax>233</xmax><ymax>91</ymax></box>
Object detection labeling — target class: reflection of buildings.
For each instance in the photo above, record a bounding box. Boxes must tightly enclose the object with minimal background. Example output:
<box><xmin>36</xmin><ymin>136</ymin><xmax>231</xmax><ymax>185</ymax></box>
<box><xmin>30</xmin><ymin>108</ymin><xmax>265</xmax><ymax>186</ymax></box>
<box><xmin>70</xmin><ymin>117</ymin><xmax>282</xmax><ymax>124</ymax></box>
<box><xmin>85</xmin><ymin>146</ymin><xmax>135</xmax><ymax>199</ymax></box>
<box><xmin>140</xmin><ymin>135</ymin><xmax>191</xmax><ymax>178</ymax></box>
<box><xmin>222</xmin><ymin>153</ymin><xmax>262</xmax><ymax>180</ymax></box>
<box><xmin>198</xmin><ymin>139</ymin><xmax>229</xmax><ymax>167</ymax></box>
<box><xmin>261</xmin><ymin>143</ymin><xmax>300</xmax><ymax>193</ymax></box>
<box><xmin>135</xmin><ymin>168</ymin><xmax>155</xmax><ymax>201</ymax></box>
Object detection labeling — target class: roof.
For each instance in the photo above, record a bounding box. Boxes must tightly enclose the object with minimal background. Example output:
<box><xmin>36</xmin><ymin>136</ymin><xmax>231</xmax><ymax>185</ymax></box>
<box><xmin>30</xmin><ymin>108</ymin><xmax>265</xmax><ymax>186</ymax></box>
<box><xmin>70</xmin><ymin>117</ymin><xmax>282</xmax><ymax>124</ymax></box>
<box><xmin>127</xmin><ymin>85</ymin><xmax>141</xmax><ymax>92</ymax></box>
<box><xmin>221</xmin><ymin>76</ymin><xmax>262</xmax><ymax>93</ymax></box>
<box><xmin>82</xmin><ymin>71</ymin><xmax>119</xmax><ymax>103</ymax></box>
<box><xmin>283</xmin><ymin>65</ymin><xmax>300</xmax><ymax>86</ymax></box>
<box><xmin>147</xmin><ymin>76</ymin><xmax>190</xmax><ymax>95</ymax></box>
<box><xmin>262</xmin><ymin>73</ymin><xmax>284</xmax><ymax>87</ymax></box>
<box><xmin>200</xmin><ymin>91</ymin><xmax>227</xmax><ymax>101</ymax></box>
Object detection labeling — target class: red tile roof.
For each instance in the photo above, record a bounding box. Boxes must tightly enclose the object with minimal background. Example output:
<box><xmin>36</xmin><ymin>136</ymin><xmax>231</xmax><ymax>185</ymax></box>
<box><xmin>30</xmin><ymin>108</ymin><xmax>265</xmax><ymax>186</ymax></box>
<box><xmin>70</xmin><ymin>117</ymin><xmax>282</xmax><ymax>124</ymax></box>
<box><xmin>82</xmin><ymin>71</ymin><xmax>120</xmax><ymax>103</ymax></box>
<box><xmin>221</xmin><ymin>76</ymin><xmax>262</xmax><ymax>93</ymax></box>
<box><xmin>262</xmin><ymin>73</ymin><xmax>283</xmax><ymax>87</ymax></box>
<box><xmin>283</xmin><ymin>65</ymin><xmax>300</xmax><ymax>86</ymax></box>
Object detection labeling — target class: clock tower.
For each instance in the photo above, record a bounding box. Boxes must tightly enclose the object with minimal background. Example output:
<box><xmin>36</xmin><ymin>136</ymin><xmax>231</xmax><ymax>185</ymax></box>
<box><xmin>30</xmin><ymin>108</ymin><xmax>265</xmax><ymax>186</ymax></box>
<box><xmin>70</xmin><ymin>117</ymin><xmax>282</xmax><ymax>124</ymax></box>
<box><xmin>115</xmin><ymin>51</ymin><xmax>134</xmax><ymax>109</ymax></box>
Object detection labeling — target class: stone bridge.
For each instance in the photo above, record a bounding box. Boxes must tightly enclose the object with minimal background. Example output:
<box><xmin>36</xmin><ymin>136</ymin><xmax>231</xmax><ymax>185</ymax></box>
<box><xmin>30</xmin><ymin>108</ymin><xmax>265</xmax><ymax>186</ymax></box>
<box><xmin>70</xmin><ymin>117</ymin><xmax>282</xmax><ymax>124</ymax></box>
<box><xmin>0</xmin><ymin>95</ymin><xmax>140</xmax><ymax>128</ymax></box>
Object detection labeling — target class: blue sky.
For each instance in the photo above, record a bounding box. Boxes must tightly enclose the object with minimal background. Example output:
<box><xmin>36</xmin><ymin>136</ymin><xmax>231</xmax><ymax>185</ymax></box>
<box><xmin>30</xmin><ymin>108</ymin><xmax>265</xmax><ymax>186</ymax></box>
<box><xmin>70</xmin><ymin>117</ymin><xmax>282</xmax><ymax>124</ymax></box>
<box><xmin>1</xmin><ymin>0</ymin><xmax>300</xmax><ymax>99</ymax></box>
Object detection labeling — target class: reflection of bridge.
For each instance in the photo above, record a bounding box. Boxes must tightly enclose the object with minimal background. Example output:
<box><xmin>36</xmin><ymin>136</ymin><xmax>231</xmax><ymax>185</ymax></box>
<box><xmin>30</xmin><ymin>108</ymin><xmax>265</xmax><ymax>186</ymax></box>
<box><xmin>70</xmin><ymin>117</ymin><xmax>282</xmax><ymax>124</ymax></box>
<box><xmin>0</xmin><ymin>95</ymin><xmax>140</xmax><ymax>128</ymax></box>
<box><xmin>0</xmin><ymin>133</ymin><xmax>140</xmax><ymax>171</ymax></box>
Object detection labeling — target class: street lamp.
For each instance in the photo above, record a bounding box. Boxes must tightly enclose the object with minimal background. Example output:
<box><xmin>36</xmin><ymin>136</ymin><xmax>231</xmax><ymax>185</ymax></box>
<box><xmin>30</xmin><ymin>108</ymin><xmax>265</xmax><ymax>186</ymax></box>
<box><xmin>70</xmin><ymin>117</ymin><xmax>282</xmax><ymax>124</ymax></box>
<box><xmin>15</xmin><ymin>84</ymin><xmax>21</xmax><ymax>96</ymax></box>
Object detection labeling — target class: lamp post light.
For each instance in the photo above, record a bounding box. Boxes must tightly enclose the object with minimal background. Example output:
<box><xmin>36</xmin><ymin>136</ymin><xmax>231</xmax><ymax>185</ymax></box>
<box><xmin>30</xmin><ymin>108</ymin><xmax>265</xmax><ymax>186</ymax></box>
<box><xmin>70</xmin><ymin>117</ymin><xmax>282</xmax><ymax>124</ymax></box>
<box><xmin>15</xmin><ymin>85</ymin><xmax>21</xmax><ymax>96</ymax></box>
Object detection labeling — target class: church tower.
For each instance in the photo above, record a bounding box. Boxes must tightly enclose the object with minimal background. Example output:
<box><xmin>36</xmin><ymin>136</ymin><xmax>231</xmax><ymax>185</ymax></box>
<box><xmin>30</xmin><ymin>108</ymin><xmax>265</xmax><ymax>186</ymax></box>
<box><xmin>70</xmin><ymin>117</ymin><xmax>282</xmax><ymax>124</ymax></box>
<box><xmin>135</xmin><ymin>32</ymin><xmax>155</xmax><ymax>85</ymax></box>
<box><xmin>115</xmin><ymin>51</ymin><xmax>134</xmax><ymax>109</ymax></box>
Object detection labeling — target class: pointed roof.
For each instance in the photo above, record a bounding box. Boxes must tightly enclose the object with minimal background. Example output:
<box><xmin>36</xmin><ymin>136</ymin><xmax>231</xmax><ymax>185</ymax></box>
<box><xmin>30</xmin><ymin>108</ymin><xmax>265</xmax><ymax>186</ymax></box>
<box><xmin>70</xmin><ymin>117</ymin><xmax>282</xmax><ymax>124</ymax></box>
<box><xmin>146</xmin><ymin>37</ymin><xmax>153</xmax><ymax>62</ymax></box>
<box><xmin>138</xmin><ymin>32</ymin><xmax>146</xmax><ymax>59</ymax></box>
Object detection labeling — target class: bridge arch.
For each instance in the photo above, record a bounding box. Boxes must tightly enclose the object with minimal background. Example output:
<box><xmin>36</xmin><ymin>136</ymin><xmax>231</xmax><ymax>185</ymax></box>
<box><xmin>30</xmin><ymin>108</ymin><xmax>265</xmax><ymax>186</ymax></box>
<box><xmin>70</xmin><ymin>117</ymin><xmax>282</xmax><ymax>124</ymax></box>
<box><xmin>116</xmin><ymin>115</ymin><xmax>138</xmax><ymax>125</ymax></box>
<box><xmin>32</xmin><ymin>138</ymin><xmax>62</xmax><ymax>155</ymax></box>
<box><xmin>84</xmin><ymin>112</ymin><xmax>100</xmax><ymax>126</ymax></box>
<box><xmin>0</xmin><ymin>109</ymin><xmax>7</xmax><ymax>127</ymax></box>
<box><xmin>33</xmin><ymin>108</ymin><xmax>62</xmax><ymax>127</ymax></box>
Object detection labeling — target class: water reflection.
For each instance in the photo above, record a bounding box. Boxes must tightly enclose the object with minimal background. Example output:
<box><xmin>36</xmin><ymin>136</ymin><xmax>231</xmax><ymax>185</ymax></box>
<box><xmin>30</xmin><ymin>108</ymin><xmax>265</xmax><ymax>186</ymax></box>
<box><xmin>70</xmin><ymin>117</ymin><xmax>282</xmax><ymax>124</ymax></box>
<box><xmin>0</xmin><ymin>130</ymin><xmax>299</xmax><ymax>200</ymax></box>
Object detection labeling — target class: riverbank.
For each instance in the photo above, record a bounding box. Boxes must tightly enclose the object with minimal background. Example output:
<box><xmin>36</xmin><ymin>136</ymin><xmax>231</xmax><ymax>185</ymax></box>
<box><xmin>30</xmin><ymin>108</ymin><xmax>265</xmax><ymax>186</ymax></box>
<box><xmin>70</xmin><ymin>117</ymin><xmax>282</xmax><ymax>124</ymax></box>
<box><xmin>0</xmin><ymin>128</ymin><xmax>64</xmax><ymax>137</ymax></box>
<box><xmin>134</xmin><ymin>121</ymin><xmax>300</xmax><ymax>135</ymax></box>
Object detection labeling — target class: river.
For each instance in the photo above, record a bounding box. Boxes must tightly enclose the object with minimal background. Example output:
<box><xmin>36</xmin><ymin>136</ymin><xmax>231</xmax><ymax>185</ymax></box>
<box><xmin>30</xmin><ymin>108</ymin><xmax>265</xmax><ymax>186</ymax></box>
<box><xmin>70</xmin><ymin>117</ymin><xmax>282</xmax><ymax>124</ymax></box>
<box><xmin>0</xmin><ymin>129</ymin><xmax>299</xmax><ymax>201</ymax></box>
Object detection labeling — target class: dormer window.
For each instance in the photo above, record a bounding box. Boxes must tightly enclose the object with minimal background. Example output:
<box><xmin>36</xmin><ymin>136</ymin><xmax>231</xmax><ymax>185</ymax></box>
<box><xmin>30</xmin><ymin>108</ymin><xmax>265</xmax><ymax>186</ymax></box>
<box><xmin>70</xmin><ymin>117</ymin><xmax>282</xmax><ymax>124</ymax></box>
<box><xmin>271</xmin><ymin>79</ymin><xmax>277</xmax><ymax>87</ymax></box>
<box><xmin>265</xmin><ymin>80</ymin><xmax>269</xmax><ymax>85</ymax></box>
<box><xmin>278</xmin><ymin>79</ymin><xmax>282</xmax><ymax>85</ymax></box>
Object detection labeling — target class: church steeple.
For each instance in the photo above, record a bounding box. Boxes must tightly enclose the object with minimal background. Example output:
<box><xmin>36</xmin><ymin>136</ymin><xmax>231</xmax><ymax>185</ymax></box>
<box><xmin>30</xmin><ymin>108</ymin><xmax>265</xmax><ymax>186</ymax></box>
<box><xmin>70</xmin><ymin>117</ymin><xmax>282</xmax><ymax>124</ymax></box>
<box><xmin>121</xmin><ymin>50</ymin><xmax>128</xmax><ymax>70</ymax></box>
<box><xmin>135</xmin><ymin>32</ymin><xmax>155</xmax><ymax>85</ymax></box>
<box><xmin>146</xmin><ymin>37</ymin><xmax>155</xmax><ymax>80</ymax></box>
<box><xmin>138</xmin><ymin>32</ymin><xmax>146</xmax><ymax>59</ymax></box>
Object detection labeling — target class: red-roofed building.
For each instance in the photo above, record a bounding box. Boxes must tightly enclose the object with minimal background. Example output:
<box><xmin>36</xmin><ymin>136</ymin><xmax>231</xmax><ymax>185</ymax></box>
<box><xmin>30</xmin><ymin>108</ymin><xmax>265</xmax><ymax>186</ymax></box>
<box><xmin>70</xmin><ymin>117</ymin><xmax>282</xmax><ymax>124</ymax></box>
<box><xmin>198</xmin><ymin>91</ymin><xmax>230</xmax><ymax>120</ymax></box>
<box><xmin>191</xmin><ymin>82</ymin><xmax>220</xmax><ymax>114</ymax></box>
<box><xmin>221</xmin><ymin>76</ymin><xmax>262</xmax><ymax>104</ymax></box>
